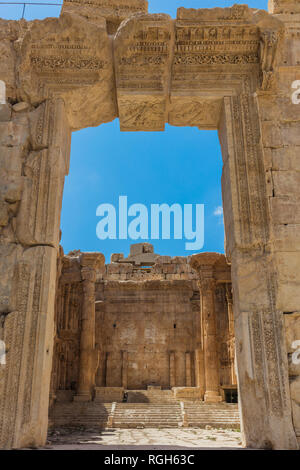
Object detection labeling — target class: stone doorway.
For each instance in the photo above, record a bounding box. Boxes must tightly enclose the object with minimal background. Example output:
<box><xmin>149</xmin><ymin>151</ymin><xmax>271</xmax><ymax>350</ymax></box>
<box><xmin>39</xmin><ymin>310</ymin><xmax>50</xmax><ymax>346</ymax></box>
<box><xmin>0</xmin><ymin>1</ymin><xmax>299</xmax><ymax>450</ymax></box>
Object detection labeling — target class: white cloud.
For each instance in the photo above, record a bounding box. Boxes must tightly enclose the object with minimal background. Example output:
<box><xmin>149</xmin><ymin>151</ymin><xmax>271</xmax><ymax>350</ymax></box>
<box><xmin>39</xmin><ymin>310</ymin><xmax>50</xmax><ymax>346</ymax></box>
<box><xmin>214</xmin><ymin>206</ymin><xmax>223</xmax><ymax>217</ymax></box>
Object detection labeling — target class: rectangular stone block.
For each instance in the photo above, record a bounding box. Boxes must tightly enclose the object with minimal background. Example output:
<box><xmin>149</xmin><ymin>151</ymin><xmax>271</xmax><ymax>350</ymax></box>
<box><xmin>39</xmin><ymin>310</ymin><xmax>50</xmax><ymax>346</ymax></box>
<box><xmin>94</xmin><ymin>387</ymin><xmax>124</xmax><ymax>403</ymax></box>
<box><xmin>275</xmin><ymin>252</ymin><xmax>300</xmax><ymax>283</ymax></box>
<box><xmin>107</xmin><ymin>264</ymin><xmax>120</xmax><ymax>274</ymax></box>
<box><xmin>0</xmin><ymin>243</ymin><xmax>23</xmax><ymax>313</ymax></box>
<box><xmin>272</xmin><ymin>147</ymin><xmax>300</xmax><ymax>171</ymax></box>
<box><xmin>277</xmin><ymin>282</ymin><xmax>300</xmax><ymax>313</ymax></box>
<box><xmin>270</xmin><ymin>197</ymin><xmax>300</xmax><ymax>225</ymax></box>
<box><xmin>281</xmin><ymin>123</ymin><xmax>300</xmax><ymax>147</ymax></box>
<box><xmin>273</xmin><ymin>171</ymin><xmax>300</xmax><ymax>197</ymax></box>
<box><xmin>273</xmin><ymin>224</ymin><xmax>300</xmax><ymax>252</ymax></box>
<box><xmin>262</xmin><ymin>121</ymin><xmax>283</xmax><ymax>148</ymax></box>
<box><xmin>172</xmin><ymin>387</ymin><xmax>202</xmax><ymax>400</ymax></box>
<box><xmin>16</xmin><ymin>148</ymin><xmax>67</xmax><ymax>248</ymax></box>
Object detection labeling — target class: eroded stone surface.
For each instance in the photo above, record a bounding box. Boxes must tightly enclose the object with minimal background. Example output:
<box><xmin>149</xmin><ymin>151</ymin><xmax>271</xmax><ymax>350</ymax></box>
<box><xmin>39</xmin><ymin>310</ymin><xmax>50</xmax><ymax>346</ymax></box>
<box><xmin>0</xmin><ymin>0</ymin><xmax>299</xmax><ymax>451</ymax></box>
<box><xmin>50</xmin><ymin>245</ymin><xmax>235</xmax><ymax>397</ymax></box>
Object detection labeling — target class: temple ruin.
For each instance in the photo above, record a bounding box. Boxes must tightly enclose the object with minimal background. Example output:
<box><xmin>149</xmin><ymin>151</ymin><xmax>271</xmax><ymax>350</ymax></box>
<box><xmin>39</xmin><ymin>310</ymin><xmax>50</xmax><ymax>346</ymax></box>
<box><xmin>50</xmin><ymin>244</ymin><xmax>236</xmax><ymax>407</ymax></box>
<box><xmin>0</xmin><ymin>0</ymin><xmax>300</xmax><ymax>449</ymax></box>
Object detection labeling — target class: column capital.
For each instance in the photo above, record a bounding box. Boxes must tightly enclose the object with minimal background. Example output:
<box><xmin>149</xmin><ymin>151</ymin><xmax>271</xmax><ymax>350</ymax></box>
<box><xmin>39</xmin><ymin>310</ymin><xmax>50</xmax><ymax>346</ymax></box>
<box><xmin>80</xmin><ymin>252</ymin><xmax>105</xmax><ymax>283</ymax></box>
<box><xmin>81</xmin><ymin>252</ymin><xmax>105</xmax><ymax>270</ymax></box>
<box><xmin>189</xmin><ymin>252</ymin><xmax>226</xmax><ymax>272</ymax></box>
<box><xmin>81</xmin><ymin>266</ymin><xmax>97</xmax><ymax>283</ymax></box>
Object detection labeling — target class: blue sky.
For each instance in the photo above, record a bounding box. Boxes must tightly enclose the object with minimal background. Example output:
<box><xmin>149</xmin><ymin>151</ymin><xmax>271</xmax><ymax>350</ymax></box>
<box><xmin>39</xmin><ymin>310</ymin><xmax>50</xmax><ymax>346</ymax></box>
<box><xmin>0</xmin><ymin>0</ymin><xmax>268</xmax><ymax>262</ymax></box>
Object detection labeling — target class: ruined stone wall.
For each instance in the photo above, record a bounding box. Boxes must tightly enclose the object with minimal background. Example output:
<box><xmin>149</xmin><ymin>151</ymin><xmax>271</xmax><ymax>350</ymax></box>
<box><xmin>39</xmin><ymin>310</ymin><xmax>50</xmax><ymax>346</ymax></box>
<box><xmin>51</xmin><ymin>248</ymin><xmax>234</xmax><ymax>395</ymax></box>
<box><xmin>95</xmin><ymin>256</ymin><xmax>199</xmax><ymax>390</ymax></box>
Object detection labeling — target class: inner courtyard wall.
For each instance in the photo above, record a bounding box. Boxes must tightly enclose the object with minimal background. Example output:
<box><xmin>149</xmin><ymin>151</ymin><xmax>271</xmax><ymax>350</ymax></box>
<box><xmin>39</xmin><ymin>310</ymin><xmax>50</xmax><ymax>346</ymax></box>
<box><xmin>50</xmin><ymin>245</ymin><xmax>234</xmax><ymax>399</ymax></box>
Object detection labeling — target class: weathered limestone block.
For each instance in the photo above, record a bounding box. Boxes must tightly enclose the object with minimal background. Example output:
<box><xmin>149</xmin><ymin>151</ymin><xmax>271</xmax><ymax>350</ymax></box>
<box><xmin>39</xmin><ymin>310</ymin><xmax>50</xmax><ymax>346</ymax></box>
<box><xmin>272</xmin><ymin>147</ymin><xmax>300</xmax><ymax>171</ymax></box>
<box><xmin>15</xmin><ymin>100</ymin><xmax>70</xmax><ymax>248</ymax></box>
<box><xmin>107</xmin><ymin>263</ymin><xmax>121</xmax><ymax>275</ymax></box>
<box><xmin>0</xmin><ymin>244</ymin><xmax>23</xmax><ymax>314</ymax></box>
<box><xmin>273</xmin><ymin>224</ymin><xmax>300</xmax><ymax>252</ymax></box>
<box><xmin>0</xmin><ymin>246</ymin><xmax>57</xmax><ymax>449</ymax></box>
<box><xmin>171</xmin><ymin>256</ymin><xmax>186</xmax><ymax>264</ymax></box>
<box><xmin>0</xmin><ymin>20</ymin><xmax>20</xmax><ymax>100</ymax></box>
<box><xmin>271</xmin><ymin>197</ymin><xmax>300</xmax><ymax>225</ymax></box>
<box><xmin>156</xmin><ymin>256</ymin><xmax>171</xmax><ymax>264</ymax></box>
<box><xmin>230</xmin><ymin>249</ymin><xmax>297</xmax><ymax>449</ymax></box>
<box><xmin>172</xmin><ymin>387</ymin><xmax>202</xmax><ymax>401</ymax></box>
<box><xmin>269</xmin><ymin>0</ymin><xmax>300</xmax><ymax>14</ymax></box>
<box><xmin>62</xmin><ymin>0</ymin><xmax>148</xmax><ymax>34</ymax></box>
<box><xmin>0</xmin><ymin>104</ymin><xmax>11</xmax><ymax>121</ymax></box>
<box><xmin>18</xmin><ymin>12</ymin><xmax>117</xmax><ymax>130</ymax></box>
<box><xmin>94</xmin><ymin>387</ymin><xmax>124</xmax><ymax>402</ymax></box>
<box><xmin>275</xmin><ymin>254</ymin><xmax>300</xmax><ymax>312</ymax></box>
<box><xmin>114</xmin><ymin>13</ymin><xmax>174</xmax><ymax>131</ymax></box>
<box><xmin>0</xmin><ymin>111</ymin><xmax>29</xmax><ymax>244</ymax></box>
<box><xmin>111</xmin><ymin>253</ymin><xmax>124</xmax><ymax>263</ymax></box>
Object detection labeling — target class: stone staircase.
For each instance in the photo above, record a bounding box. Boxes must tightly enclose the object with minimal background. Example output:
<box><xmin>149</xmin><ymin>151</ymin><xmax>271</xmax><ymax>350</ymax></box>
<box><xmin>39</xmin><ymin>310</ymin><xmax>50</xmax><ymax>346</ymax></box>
<box><xmin>49</xmin><ymin>402</ymin><xmax>112</xmax><ymax>429</ymax></box>
<box><xmin>111</xmin><ymin>403</ymin><xmax>183</xmax><ymax>428</ymax></box>
<box><xmin>183</xmin><ymin>402</ymin><xmax>240</xmax><ymax>430</ymax></box>
<box><xmin>49</xmin><ymin>401</ymin><xmax>240</xmax><ymax>431</ymax></box>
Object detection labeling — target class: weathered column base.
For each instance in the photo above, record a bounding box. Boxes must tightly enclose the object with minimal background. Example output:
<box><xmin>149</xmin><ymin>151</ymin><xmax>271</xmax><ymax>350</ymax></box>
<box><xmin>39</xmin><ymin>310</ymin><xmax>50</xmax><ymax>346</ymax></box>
<box><xmin>204</xmin><ymin>391</ymin><xmax>223</xmax><ymax>403</ymax></box>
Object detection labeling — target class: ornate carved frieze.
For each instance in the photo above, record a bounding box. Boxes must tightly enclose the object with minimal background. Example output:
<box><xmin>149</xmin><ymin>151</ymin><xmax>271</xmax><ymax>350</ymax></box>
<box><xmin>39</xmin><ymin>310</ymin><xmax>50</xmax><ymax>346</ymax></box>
<box><xmin>172</xmin><ymin>6</ymin><xmax>261</xmax><ymax>97</ymax></box>
<box><xmin>114</xmin><ymin>14</ymin><xmax>174</xmax><ymax>131</ymax></box>
<box><xmin>18</xmin><ymin>12</ymin><xmax>117</xmax><ymax>129</ymax></box>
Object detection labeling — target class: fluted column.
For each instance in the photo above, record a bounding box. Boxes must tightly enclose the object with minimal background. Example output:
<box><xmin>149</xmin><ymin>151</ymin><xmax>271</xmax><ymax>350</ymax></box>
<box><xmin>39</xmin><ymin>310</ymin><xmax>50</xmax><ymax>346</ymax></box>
<box><xmin>190</xmin><ymin>253</ymin><xmax>223</xmax><ymax>403</ymax></box>
<box><xmin>201</xmin><ymin>275</ymin><xmax>222</xmax><ymax>402</ymax></box>
<box><xmin>75</xmin><ymin>253</ymin><xmax>104</xmax><ymax>401</ymax></box>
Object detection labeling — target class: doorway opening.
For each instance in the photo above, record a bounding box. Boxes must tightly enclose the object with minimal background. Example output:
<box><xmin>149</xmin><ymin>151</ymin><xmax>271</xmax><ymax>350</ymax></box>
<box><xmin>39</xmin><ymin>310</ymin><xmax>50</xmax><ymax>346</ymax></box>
<box><xmin>48</xmin><ymin>119</ymin><xmax>241</xmax><ymax>438</ymax></box>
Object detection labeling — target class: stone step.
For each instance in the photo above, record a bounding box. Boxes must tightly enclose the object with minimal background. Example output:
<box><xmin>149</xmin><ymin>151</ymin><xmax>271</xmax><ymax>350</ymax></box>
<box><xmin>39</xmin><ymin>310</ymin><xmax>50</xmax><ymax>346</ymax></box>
<box><xmin>49</xmin><ymin>402</ymin><xmax>240</xmax><ymax>430</ymax></box>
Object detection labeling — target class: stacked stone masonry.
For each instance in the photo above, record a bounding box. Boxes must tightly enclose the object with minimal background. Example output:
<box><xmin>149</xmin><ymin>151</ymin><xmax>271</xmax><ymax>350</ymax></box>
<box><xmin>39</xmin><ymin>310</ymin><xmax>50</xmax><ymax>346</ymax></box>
<box><xmin>0</xmin><ymin>0</ymin><xmax>299</xmax><ymax>450</ymax></box>
<box><xmin>50</xmin><ymin>244</ymin><xmax>235</xmax><ymax>400</ymax></box>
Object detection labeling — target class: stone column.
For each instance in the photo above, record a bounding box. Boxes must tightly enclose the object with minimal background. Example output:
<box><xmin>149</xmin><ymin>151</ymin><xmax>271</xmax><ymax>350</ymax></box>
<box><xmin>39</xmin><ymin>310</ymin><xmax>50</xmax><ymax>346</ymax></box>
<box><xmin>75</xmin><ymin>253</ymin><xmax>104</xmax><ymax>401</ymax></box>
<box><xmin>190</xmin><ymin>253</ymin><xmax>223</xmax><ymax>403</ymax></box>
<box><xmin>194</xmin><ymin>349</ymin><xmax>205</xmax><ymax>397</ymax></box>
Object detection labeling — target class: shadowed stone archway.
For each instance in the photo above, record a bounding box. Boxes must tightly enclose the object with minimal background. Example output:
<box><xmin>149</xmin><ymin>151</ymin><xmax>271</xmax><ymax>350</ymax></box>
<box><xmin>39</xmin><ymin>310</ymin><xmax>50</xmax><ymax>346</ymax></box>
<box><xmin>0</xmin><ymin>0</ymin><xmax>299</xmax><ymax>450</ymax></box>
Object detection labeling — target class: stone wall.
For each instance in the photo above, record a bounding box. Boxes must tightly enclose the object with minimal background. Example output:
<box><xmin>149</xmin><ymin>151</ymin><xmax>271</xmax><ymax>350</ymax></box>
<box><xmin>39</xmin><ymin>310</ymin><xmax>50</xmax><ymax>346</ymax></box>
<box><xmin>51</xmin><ymin>244</ymin><xmax>235</xmax><ymax>397</ymax></box>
